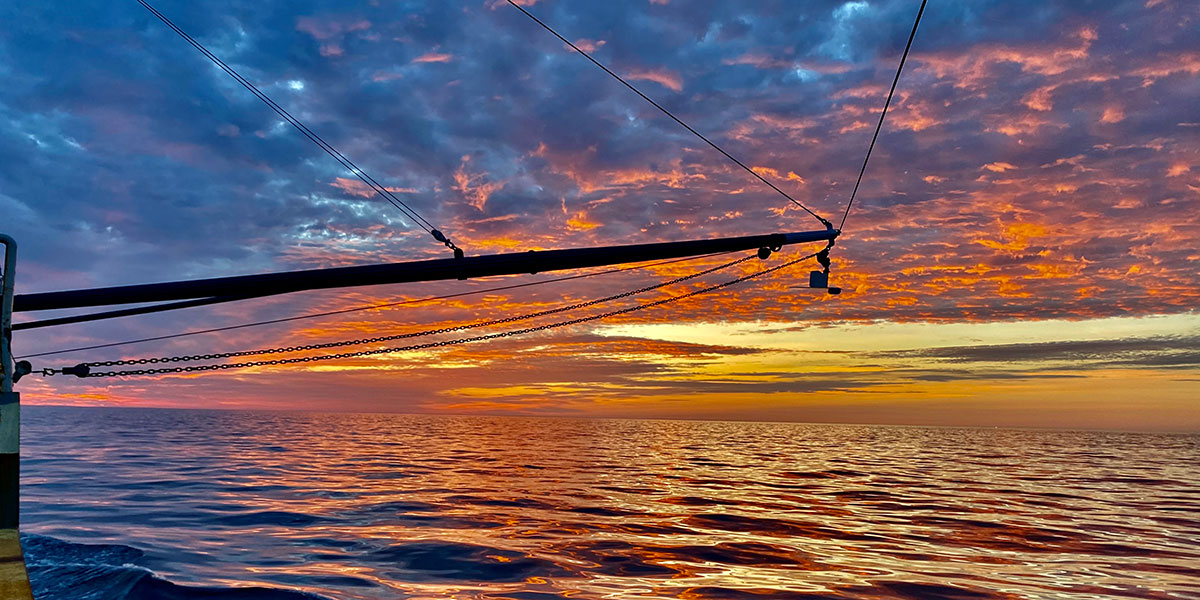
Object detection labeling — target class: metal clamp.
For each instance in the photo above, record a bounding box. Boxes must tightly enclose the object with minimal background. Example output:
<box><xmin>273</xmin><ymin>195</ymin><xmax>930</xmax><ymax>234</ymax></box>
<box><xmin>431</xmin><ymin>229</ymin><xmax>464</xmax><ymax>259</ymax></box>
<box><xmin>41</xmin><ymin>363</ymin><xmax>91</xmax><ymax>378</ymax></box>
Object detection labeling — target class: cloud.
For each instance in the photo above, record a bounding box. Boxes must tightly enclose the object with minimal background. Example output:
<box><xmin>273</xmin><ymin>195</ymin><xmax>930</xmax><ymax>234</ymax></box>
<box><xmin>876</xmin><ymin>335</ymin><xmax>1200</xmax><ymax>369</ymax></box>
<box><xmin>330</xmin><ymin>177</ymin><xmax>418</xmax><ymax>198</ymax></box>
<box><xmin>1</xmin><ymin>0</ymin><xmax>1197</xmax><ymax>424</ymax></box>
<box><xmin>625</xmin><ymin>68</ymin><xmax>683</xmax><ymax>92</ymax></box>
<box><xmin>412</xmin><ymin>52</ymin><xmax>453</xmax><ymax>64</ymax></box>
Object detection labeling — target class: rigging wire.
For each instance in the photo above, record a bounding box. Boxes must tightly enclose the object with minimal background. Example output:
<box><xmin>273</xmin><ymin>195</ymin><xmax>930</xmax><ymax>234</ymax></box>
<box><xmin>18</xmin><ymin>250</ymin><xmax>742</xmax><ymax>360</ymax></box>
<box><xmin>505</xmin><ymin>0</ymin><xmax>830</xmax><ymax>227</ymax></box>
<box><xmin>13</xmin><ymin>294</ymin><xmax>261</xmax><ymax>331</ymax></box>
<box><xmin>838</xmin><ymin>0</ymin><xmax>928</xmax><ymax>231</ymax></box>
<box><xmin>48</xmin><ymin>250</ymin><xmax>820</xmax><ymax>378</ymax></box>
<box><xmin>27</xmin><ymin>5</ymin><xmax>877</xmax><ymax>376</ymax></box>
<box><xmin>63</xmin><ymin>255</ymin><xmax>754</xmax><ymax>369</ymax></box>
<box><xmin>136</xmin><ymin>0</ymin><xmax>460</xmax><ymax>251</ymax></box>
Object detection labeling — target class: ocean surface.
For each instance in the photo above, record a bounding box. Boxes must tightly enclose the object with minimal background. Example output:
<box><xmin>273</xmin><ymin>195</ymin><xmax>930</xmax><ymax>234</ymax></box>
<box><xmin>17</xmin><ymin>406</ymin><xmax>1200</xmax><ymax>600</ymax></box>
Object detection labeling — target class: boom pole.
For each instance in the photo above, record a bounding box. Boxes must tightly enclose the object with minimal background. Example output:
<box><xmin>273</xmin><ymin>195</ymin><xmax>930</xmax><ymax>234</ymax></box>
<box><xmin>14</xmin><ymin>229</ymin><xmax>837</xmax><ymax>313</ymax></box>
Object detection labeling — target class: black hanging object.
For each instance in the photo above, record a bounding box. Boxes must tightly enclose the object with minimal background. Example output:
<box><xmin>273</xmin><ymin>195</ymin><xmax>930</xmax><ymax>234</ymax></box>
<box><xmin>12</xmin><ymin>360</ymin><xmax>32</xmax><ymax>383</ymax></box>
<box><xmin>810</xmin><ymin>247</ymin><xmax>841</xmax><ymax>293</ymax></box>
<box><xmin>62</xmin><ymin>363</ymin><xmax>91</xmax><ymax>378</ymax></box>
<box><xmin>816</xmin><ymin>249</ymin><xmax>831</xmax><ymax>271</ymax></box>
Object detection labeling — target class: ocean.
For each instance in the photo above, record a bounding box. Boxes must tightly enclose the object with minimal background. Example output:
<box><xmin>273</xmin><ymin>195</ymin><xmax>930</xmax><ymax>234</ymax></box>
<box><xmin>17</xmin><ymin>406</ymin><xmax>1200</xmax><ymax>599</ymax></box>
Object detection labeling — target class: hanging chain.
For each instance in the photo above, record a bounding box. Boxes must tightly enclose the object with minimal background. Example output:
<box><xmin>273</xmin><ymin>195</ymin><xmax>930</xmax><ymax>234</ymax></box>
<box><xmin>55</xmin><ymin>251</ymin><xmax>817</xmax><ymax>378</ymax></box>
<box><xmin>71</xmin><ymin>254</ymin><xmax>754</xmax><ymax>370</ymax></box>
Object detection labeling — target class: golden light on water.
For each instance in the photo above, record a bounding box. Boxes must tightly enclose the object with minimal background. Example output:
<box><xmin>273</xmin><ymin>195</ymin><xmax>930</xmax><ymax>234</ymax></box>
<box><xmin>32</xmin><ymin>409</ymin><xmax>1200</xmax><ymax>598</ymax></box>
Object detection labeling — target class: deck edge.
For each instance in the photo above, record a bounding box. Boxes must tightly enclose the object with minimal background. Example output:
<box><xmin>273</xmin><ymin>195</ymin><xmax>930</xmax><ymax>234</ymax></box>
<box><xmin>0</xmin><ymin>529</ymin><xmax>32</xmax><ymax>600</ymax></box>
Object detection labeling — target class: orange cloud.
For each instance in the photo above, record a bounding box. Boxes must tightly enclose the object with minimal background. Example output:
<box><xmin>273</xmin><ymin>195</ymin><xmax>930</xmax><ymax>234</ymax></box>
<box><xmin>750</xmin><ymin>166</ymin><xmax>805</xmax><ymax>184</ymax></box>
<box><xmin>1100</xmin><ymin>106</ymin><xmax>1125</xmax><ymax>123</ymax></box>
<box><xmin>917</xmin><ymin>27</ymin><xmax>1099</xmax><ymax>89</ymax></box>
<box><xmin>453</xmin><ymin>156</ymin><xmax>504</xmax><ymax>211</ymax></box>
<box><xmin>566</xmin><ymin>212</ymin><xmax>602</xmax><ymax>231</ymax></box>
<box><xmin>983</xmin><ymin>162</ymin><xmax>1018</xmax><ymax>173</ymax></box>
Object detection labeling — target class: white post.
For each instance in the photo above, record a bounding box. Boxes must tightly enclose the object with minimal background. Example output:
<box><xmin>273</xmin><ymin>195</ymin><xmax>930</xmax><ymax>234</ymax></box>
<box><xmin>0</xmin><ymin>233</ymin><xmax>14</xmax><ymax>394</ymax></box>
<box><xmin>0</xmin><ymin>233</ymin><xmax>17</xmax><ymax>530</ymax></box>
<box><xmin>0</xmin><ymin>234</ymin><xmax>34</xmax><ymax>599</ymax></box>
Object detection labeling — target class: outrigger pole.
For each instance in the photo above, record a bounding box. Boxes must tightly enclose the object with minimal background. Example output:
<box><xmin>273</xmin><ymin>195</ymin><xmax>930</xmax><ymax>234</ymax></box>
<box><xmin>13</xmin><ymin>228</ymin><xmax>838</xmax><ymax>315</ymax></box>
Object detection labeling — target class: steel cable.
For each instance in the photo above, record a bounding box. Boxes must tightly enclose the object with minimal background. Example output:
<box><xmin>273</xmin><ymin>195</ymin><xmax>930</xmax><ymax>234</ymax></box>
<box><xmin>61</xmin><ymin>251</ymin><xmax>817</xmax><ymax>378</ymax></box>
<box><xmin>506</xmin><ymin>0</ymin><xmax>830</xmax><ymax>227</ymax></box>
<box><xmin>838</xmin><ymin>0</ymin><xmax>928</xmax><ymax>230</ymax></box>
<box><xmin>19</xmin><ymin>250</ymin><xmax>742</xmax><ymax>360</ymax></box>
<box><xmin>57</xmin><ymin>254</ymin><xmax>754</xmax><ymax>370</ymax></box>
<box><xmin>137</xmin><ymin>0</ymin><xmax>445</xmax><ymax>239</ymax></box>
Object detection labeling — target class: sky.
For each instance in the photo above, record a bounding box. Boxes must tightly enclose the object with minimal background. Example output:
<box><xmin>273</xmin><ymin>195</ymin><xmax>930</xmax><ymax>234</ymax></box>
<box><xmin>2</xmin><ymin>0</ymin><xmax>1197</xmax><ymax>431</ymax></box>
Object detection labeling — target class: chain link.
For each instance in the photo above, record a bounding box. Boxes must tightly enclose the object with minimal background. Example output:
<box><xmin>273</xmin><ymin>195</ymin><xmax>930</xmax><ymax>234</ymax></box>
<box><xmin>79</xmin><ymin>255</ymin><xmax>755</xmax><ymax>369</ymax></box>
<box><xmin>75</xmin><ymin>252</ymin><xmax>817</xmax><ymax>378</ymax></box>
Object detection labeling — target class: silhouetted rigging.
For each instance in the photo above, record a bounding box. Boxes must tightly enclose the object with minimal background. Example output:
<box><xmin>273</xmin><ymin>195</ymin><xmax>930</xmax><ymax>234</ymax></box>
<box><xmin>505</xmin><ymin>0</ymin><xmax>831</xmax><ymax>228</ymax></box>
<box><xmin>137</xmin><ymin>0</ymin><xmax>462</xmax><ymax>255</ymax></box>
<box><xmin>42</xmin><ymin>250</ymin><xmax>823</xmax><ymax>379</ymax></box>
<box><xmin>840</xmin><ymin>0</ymin><xmax>929</xmax><ymax>230</ymax></box>
<box><xmin>18</xmin><ymin>250</ymin><xmax>742</xmax><ymax>359</ymax></box>
<box><xmin>34</xmin><ymin>253</ymin><xmax>754</xmax><ymax>370</ymax></box>
<box><xmin>8</xmin><ymin>0</ymin><xmax>934</xmax><ymax>380</ymax></box>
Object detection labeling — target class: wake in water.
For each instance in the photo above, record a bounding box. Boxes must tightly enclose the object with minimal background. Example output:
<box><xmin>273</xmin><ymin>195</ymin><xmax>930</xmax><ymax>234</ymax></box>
<box><xmin>22</xmin><ymin>534</ymin><xmax>327</xmax><ymax>600</ymax></box>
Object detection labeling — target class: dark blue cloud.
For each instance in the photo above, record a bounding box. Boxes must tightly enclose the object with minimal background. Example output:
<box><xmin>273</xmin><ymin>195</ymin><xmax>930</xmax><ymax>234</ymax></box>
<box><xmin>2</xmin><ymin>0</ymin><xmax>1198</xmax><ymax>369</ymax></box>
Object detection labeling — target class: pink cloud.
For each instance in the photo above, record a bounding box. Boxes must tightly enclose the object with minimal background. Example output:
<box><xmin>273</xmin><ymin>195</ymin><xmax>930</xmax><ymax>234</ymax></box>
<box><xmin>412</xmin><ymin>52</ymin><xmax>454</xmax><ymax>64</ymax></box>
<box><xmin>568</xmin><ymin>38</ymin><xmax>605</xmax><ymax>54</ymax></box>
<box><xmin>371</xmin><ymin>70</ymin><xmax>403</xmax><ymax>82</ymax></box>
<box><xmin>487</xmin><ymin>0</ymin><xmax>538</xmax><ymax>8</ymax></box>
<box><xmin>625</xmin><ymin>68</ymin><xmax>683</xmax><ymax>92</ymax></box>
<box><xmin>330</xmin><ymin>177</ymin><xmax>417</xmax><ymax>198</ymax></box>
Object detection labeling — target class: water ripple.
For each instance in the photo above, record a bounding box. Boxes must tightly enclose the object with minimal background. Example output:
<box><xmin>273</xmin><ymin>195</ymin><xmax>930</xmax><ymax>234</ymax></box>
<box><xmin>19</xmin><ymin>407</ymin><xmax>1200</xmax><ymax>599</ymax></box>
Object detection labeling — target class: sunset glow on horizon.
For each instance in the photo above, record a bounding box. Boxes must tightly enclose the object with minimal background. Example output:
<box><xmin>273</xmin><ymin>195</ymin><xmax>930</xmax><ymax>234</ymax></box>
<box><xmin>4</xmin><ymin>0</ymin><xmax>1198</xmax><ymax>431</ymax></box>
